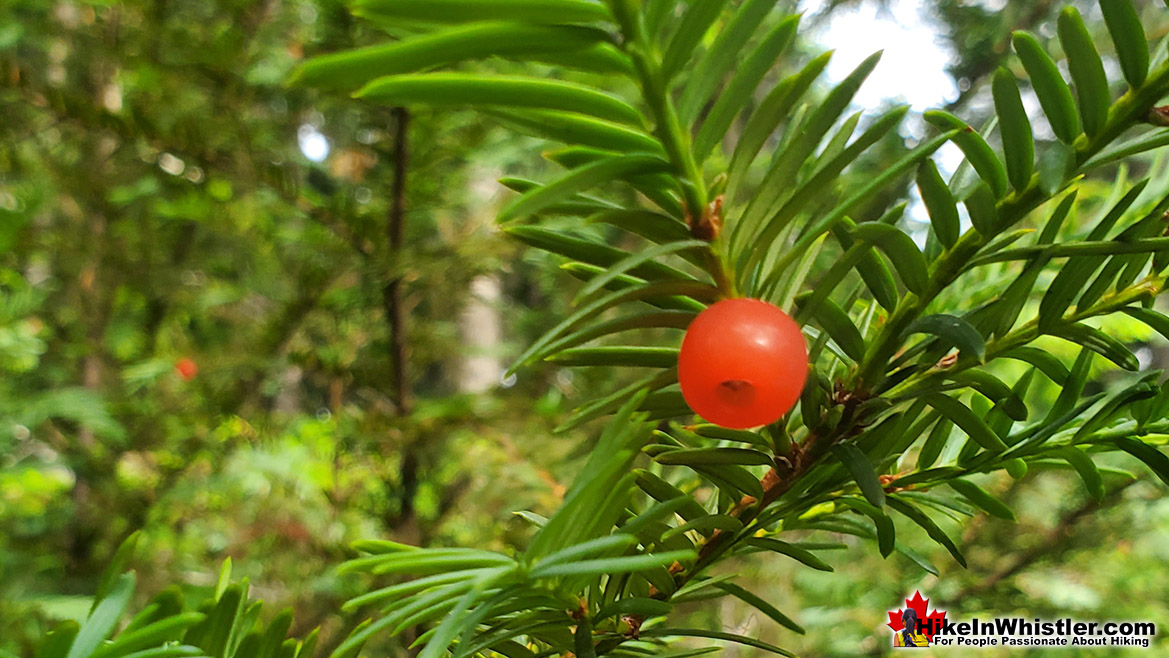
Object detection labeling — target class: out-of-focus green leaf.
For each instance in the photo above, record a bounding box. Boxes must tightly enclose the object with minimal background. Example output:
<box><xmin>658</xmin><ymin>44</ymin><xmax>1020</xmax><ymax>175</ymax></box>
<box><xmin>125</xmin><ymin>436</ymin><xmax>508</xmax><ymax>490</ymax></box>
<box><xmin>737</xmin><ymin>52</ymin><xmax>883</xmax><ymax>247</ymax></box>
<box><xmin>916</xmin><ymin>161</ymin><xmax>960</xmax><ymax>248</ymax></box>
<box><xmin>795</xmin><ymin>293</ymin><xmax>865</xmax><ymax>362</ymax></box>
<box><xmin>693</xmin><ymin>16</ymin><xmax>799</xmax><ymax>161</ymax></box>
<box><xmin>547</xmin><ymin>346</ymin><xmax>678</xmax><ymax>368</ymax></box>
<box><xmin>1050</xmin><ymin>322</ymin><xmax>1139</xmax><ymax>371</ymax></box>
<box><xmin>917</xmin><ymin>418</ymin><xmax>953</xmax><ymax>470</ymax></box>
<box><xmin>489</xmin><ymin>109</ymin><xmax>663</xmax><ymax>153</ymax></box>
<box><xmin>1038</xmin><ymin>181</ymin><xmax>1146</xmax><ymax>330</ymax></box>
<box><xmin>1001</xmin><ymin>347</ymin><xmax>1070</xmax><ymax>384</ymax></box>
<box><xmin>850</xmin><ymin>223</ymin><xmax>928</xmax><ymax>295</ymax></box>
<box><xmin>727</xmin><ymin>52</ymin><xmax>832</xmax><ymax>197</ymax></box>
<box><xmin>535</xmin><ymin>536</ymin><xmax>639</xmax><ymax>573</ymax></box>
<box><xmin>638</xmin><ymin>649</ymin><xmax>720</xmax><ymax>658</ymax></box>
<box><xmin>992</xmin><ymin>68</ymin><xmax>1034</xmax><ymax>191</ymax></box>
<box><xmin>947</xmin><ymin>370</ymin><xmax>1027</xmax><ymax>421</ymax></box>
<box><xmin>289</xmin><ymin>23</ymin><xmax>612</xmax><ymax>90</ymax></box>
<box><xmin>906</xmin><ymin>314</ymin><xmax>986</xmax><ymax>362</ymax></box>
<box><xmin>531</xmin><ymin>550</ymin><xmax>694</xmax><ymax>578</ymax></box>
<box><xmin>964</xmin><ymin>183</ymin><xmax>999</xmax><ymax>235</ymax></box>
<box><xmin>572</xmin><ymin>613</ymin><xmax>596</xmax><ymax>658</ymax></box>
<box><xmin>417</xmin><ymin>569</ymin><xmax>511</xmax><ymax>658</ymax></box>
<box><xmin>1115</xmin><ymin>437</ymin><xmax>1169</xmax><ymax>487</ymax></box>
<box><xmin>507</xmin><ymin>226</ymin><xmax>702</xmax><ymax>281</ymax></box>
<box><xmin>1084</xmin><ymin>130</ymin><xmax>1169</xmax><ymax>171</ymax></box>
<box><xmin>924</xmin><ymin>394</ymin><xmax>1006</xmax><ymax>451</ymax></box>
<box><xmin>661</xmin><ymin>0</ymin><xmax>731</xmax><ymax>80</ymax></box>
<box><xmin>923</xmin><ymin>110</ymin><xmax>1008</xmax><ymax>199</ymax></box>
<box><xmin>1099</xmin><ymin>0</ymin><xmax>1149</xmax><ymax>88</ymax></box>
<box><xmin>831</xmin><ymin>444</ymin><xmax>885</xmax><ymax>507</ymax></box>
<box><xmin>1046</xmin><ymin>347</ymin><xmax>1095</xmax><ymax>425</ymax></box>
<box><xmin>829</xmin><ymin>217</ymin><xmax>900</xmax><ymax>312</ymax></box>
<box><xmin>91</xmin><ymin>614</ymin><xmax>207</xmax><ymax>658</ymax></box>
<box><xmin>639</xmin><ymin>629</ymin><xmax>795</xmax><ymax>657</ymax></box>
<box><xmin>509</xmin><ymin>279</ymin><xmax>706</xmax><ymax>371</ymax></box>
<box><xmin>836</xmin><ymin>497</ymin><xmax>895</xmax><ymax>557</ymax></box>
<box><xmin>93</xmin><ymin>533</ymin><xmax>141</xmax><ymax>613</ymax></box>
<box><xmin>342</xmin><ymin>569</ymin><xmax>490</xmax><ymax>613</ymax></box>
<box><xmin>1058</xmin><ymin>7</ymin><xmax>1111</xmax><ymax>138</ymax></box>
<box><xmin>560</xmin><ymin>263</ymin><xmax>707</xmax><ymax>311</ymax></box>
<box><xmin>35</xmin><ymin>623</ymin><xmax>79</xmax><ymax>658</ymax></box>
<box><xmin>1058</xmin><ymin>446</ymin><xmax>1105</xmax><ymax>500</ymax></box>
<box><xmin>686</xmin><ymin>424</ymin><xmax>772</xmax><ymax>449</ymax></box>
<box><xmin>946</xmin><ymin>479</ymin><xmax>1015</xmax><ymax>521</ymax></box>
<box><xmin>351</xmin><ymin>0</ymin><xmax>612</xmax><ymax>24</ymax></box>
<box><xmin>356</xmin><ymin>74</ymin><xmax>643</xmax><ymax>125</ymax></box>
<box><xmin>991</xmin><ymin>194</ymin><xmax>1076</xmax><ymax>336</ymax></box>
<box><xmin>758</xmin><ymin>106</ymin><xmax>910</xmax><ymax>257</ymax></box>
<box><xmin>68</xmin><ymin>574</ymin><xmax>136</xmax><ymax>658</ymax></box>
<box><xmin>1038</xmin><ymin>142</ymin><xmax>1076</xmax><ymax>197</ymax></box>
<box><xmin>340</xmin><ymin>550</ymin><xmax>514</xmax><ymax>577</ymax></box>
<box><xmin>589</xmin><ymin>209</ymin><xmax>691</xmax><ymax>244</ymax></box>
<box><xmin>661</xmin><ymin>515</ymin><xmax>744</xmax><ymax>541</ymax></box>
<box><xmin>1013</xmin><ymin>31</ymin><xmax>1081</xmax><ymax>144</ymax></box>
<box><xmin>501</xmin><ymin>155</ymin><xmax>669</xmax><ymax>223</ymax></box>
<box><xmin>714</xmin><ymin>582</ymin><xmax>805</xmax><ymax>634</ymax></box>
<box><xmin>743</xmin><ymin>538</ymin><xmax>834</xmax><ymax>572</ymax></box>
<box><xmin>679</xmin><ymin>0</ymin><xmax>782</xmax><ymax>121</ymax></box>
<box><xmin>763</xmin><ymin>130</ymin><xmax>958</xmax><ymax>284</ymax></box>
<box><xmin>886</xmin><ymin>497</ymin><xmax>967</xmax><ymax>567</ymax></box>
<box><xmin>596</xmin><ymin>597</ymin><xmax>673</xmax><ymax>621</ymax></box>
<box><xmin>1124</xmin><ymin>306</ymin><xmax>1169</xmax><ymax>342</ymax></box>
<box><xmin>574</xmin><ymin>240</ymin><xmax>708</xmax><ymax>301</ymax></box>
<box><xmin>655</xmin><ymin>447</ymin><xmax>773</xmax><ymax>466</ymax></box>
<box><xmin>634</xmin><ymin>471</ymin><xmax>710</xmax><ymax>522</ymax></box>
<box><xmin>894</xmin><ymin>542</ymin><xmax>940</xmax><ymax>576</ymax></box>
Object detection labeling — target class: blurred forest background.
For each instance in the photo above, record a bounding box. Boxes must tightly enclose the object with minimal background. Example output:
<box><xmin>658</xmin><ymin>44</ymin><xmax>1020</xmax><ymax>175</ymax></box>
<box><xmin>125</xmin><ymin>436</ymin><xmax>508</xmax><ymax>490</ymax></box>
<box><xmin>3</xmin><ymin>0</ymin><xmax>1169</xmax><ymax>656</ymax></box>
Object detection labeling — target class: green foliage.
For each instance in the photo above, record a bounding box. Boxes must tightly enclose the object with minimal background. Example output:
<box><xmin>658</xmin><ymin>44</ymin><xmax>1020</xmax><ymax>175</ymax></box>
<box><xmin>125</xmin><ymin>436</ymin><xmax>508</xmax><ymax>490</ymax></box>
<box><xmin>5</xmin><ymin>0</ymin><xmax>1169</xmax><ymax>656</ymax></box>
<box><xmin>33</xmin><ymin>540</ymin><xmax>318</xmax><ymax>658</ymax></box>
<box><xmin>1</xmin><ymin>0</ymin><xmax>600</xmax><ymax>652</ymax></box>
<box><xmin>283</xmin><ymin>0</ymin><xmax>1169</xmax><ymax>656</ymax></box>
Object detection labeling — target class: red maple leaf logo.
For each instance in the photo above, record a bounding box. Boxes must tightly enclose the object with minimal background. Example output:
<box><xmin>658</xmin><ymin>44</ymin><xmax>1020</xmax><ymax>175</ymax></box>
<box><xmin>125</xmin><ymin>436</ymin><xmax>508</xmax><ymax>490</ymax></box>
<box><xmin>887</xmin><ymin>591</ymin><xmax>947</xmax><ymax>641</ymax></box>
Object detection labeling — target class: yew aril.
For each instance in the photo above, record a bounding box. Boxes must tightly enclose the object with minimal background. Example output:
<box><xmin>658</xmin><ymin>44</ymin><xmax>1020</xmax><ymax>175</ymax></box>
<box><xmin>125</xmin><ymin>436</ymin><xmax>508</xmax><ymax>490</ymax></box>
<box><xmin>678</xmin><ymin>298</ymin><xmax>807</xmax><ymax>429</ymax></box>
<box><xmin>175</xmin><ymin>357</ymin><xmax>198</xmax><ymax>381</ymax></box>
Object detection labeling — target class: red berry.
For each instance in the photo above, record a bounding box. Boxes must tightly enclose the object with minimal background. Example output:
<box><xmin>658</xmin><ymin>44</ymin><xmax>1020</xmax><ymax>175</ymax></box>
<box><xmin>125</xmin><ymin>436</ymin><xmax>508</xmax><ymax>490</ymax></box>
<box><xmin>175</xmin><ymin>357</ymin><xmax>198</xmax><ymax>381</ymax></box>
<box><xmin>678</xmin><ymin>298</ymin><xmax>807</xmax><ymax>429</ymax></box>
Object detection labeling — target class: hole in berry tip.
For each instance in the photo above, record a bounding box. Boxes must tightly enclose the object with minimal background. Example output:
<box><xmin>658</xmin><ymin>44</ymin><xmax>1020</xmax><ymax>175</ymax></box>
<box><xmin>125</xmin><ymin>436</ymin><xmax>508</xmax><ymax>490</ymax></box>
<box><xmin>715</xmin><ymin>379</ymin><xmax>756</xmax><ymax>407</ymax></box>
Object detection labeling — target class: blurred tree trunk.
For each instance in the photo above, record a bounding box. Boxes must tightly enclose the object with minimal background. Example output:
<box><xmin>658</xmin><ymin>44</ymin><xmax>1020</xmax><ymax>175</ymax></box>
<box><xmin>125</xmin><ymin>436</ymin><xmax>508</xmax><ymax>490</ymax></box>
<box><xmin>385</xmin><ymin>107</ymin><xmax>412</xmax><ymax>417</ymax></box>
<box><xmin>458</xmin><ymin>275</ymin><xmax>503</xmax><ymax>393</ymax></box>
<box><xmin>382</xmin><ymin>107</ymin><xmax>424</xmax><ymax>550</ymax></box>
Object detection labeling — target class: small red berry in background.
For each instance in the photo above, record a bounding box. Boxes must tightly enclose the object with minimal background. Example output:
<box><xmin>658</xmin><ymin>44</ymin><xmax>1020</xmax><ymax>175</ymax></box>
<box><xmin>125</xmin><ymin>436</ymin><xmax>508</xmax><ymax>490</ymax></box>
<box><xmin>175</xmin><ymin>357</ymin><xmax>198</xmax><ymax>381</ymax></box>
<box><xmin>678</xmin><ymin>298</ymin><xmax>808</xmax><ymax>429</ymax></box>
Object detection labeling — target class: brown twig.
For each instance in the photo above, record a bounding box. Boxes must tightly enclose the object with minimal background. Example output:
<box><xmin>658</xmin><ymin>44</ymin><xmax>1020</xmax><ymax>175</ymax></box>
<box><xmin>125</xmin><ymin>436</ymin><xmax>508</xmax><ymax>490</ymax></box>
<box><xmin>646</xmin><ymin>397</ymin><xmax>865</xmax><ymax>605</ymax></box>
<box><xmin>945</xmin><ymin>480</ymin><xmax>1139</xmax><ymax>602</ymax></box>
<box><xmin>1147</xmin><ymin>105</ymin><xmax>1169</xmax><ymax>127</ymax></box>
